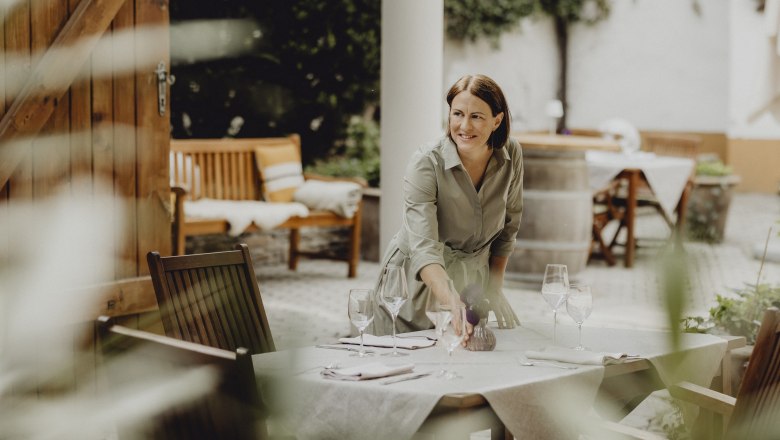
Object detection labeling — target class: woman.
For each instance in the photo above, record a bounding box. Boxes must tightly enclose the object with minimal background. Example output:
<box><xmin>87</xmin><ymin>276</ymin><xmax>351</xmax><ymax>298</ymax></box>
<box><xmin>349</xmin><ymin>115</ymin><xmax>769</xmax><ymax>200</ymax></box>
<box><xmin>370</xmin><ymin>74</ymin><xmax>523</xmax><ymax>337</ymax></box>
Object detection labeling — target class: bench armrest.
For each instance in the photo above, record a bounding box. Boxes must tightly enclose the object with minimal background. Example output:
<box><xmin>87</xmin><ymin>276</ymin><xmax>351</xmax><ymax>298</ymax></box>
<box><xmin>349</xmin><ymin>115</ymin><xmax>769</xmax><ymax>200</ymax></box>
<box><xmin>303</xmin><ymin>173</ymin><xmax>368</xmax><ymax>188</ymax></box>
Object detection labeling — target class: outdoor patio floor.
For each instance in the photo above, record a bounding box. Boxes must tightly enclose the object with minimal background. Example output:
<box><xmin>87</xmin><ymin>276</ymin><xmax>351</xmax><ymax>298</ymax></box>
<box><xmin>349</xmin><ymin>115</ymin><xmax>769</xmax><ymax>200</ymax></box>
<box><xmin>254</xmin><ymin>192</ymin><xmax>780</xmax><ymax>351</ymax></box>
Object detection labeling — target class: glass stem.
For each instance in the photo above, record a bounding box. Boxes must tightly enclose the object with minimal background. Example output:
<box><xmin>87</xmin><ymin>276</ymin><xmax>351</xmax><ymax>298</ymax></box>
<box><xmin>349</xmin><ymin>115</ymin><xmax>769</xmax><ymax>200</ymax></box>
<box><xmin>360</xmin><ymin>330</ymin><xmax>365</xmax><ymax>354</ymax></box>
<box><xmin>577</xmin><ymin>323</ymin><xmax>583</xmax><ymax>348</ymax></box>
<box><xmin>553</xmin><ymin>309</ymin><xmax>558</xmax><ymax>344</ymax></box>
<box><xmin>392</xmin><ymin>314</ymin><xmax>398</xmax><ymax>353</ymax></box>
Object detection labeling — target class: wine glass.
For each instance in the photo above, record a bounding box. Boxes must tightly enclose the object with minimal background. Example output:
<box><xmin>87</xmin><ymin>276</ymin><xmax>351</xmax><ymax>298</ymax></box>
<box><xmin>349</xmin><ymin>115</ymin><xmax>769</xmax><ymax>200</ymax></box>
<box><xmin>348</xmin><ymin>288</ymin><xmax>375</xmax><ymax>357</ymax></box>
<box><xmin>439</xmin><ymin>305</ymin><xmax>466</xmax><ymax>380</ymax></box>
<box><xmin>566</xmin><ymin>284</ymin><xmax>593</xmax><ymax>350</ymax></box>
<box><xmin>378</xmin><ymin>265</ymin><xmax>409</xmax><ymax>357</ymax></box>
<box><xmin>541</xmin><ymin>264</ymin><xmax>569</xmax><ymax>345</ymax></box>
<box><xmin>425</xmin><ymin>279</ymin><xmax>456</xmax><ymax>337</ymax></box>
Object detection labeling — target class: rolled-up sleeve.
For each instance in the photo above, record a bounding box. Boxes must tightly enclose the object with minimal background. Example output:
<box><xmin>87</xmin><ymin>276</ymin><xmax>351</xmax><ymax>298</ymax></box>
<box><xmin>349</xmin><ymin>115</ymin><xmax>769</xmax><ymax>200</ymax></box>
<box><xmin>402</xmin><ymin>150</ymin><xmax>446</xmax><ymax>280</ymax></box>
<box><xmin>490</xmin><ymin>143</ymin><xmax>524</xmax><ymax>257</ymax></box>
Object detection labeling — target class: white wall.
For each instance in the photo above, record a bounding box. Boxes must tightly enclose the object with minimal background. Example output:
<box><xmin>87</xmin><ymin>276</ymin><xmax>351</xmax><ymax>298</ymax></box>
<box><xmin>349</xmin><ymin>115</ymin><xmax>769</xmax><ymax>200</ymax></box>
<box><xmin>444</xmin><ymin>0</ymin><xmax>731</xmax><ymax>133</ymax></box>
<box><xmin>729</xmin><ymin>0</ymin><xmax>780</xmax><ymax>138</ymax></box>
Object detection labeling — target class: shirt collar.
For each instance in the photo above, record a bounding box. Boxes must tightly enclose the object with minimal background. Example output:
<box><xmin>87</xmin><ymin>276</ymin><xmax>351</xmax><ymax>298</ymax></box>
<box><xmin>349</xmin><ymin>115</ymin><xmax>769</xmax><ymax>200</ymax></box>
<box><xmin>442</xmin><ymin>136</ymin><xmax>510</xmax><ymax>169</ymax></box>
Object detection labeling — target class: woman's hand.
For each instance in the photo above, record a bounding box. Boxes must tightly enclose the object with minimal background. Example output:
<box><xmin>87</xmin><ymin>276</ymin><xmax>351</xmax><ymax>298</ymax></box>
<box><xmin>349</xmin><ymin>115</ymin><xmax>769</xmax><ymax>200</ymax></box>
<box><xmin>451</xmin><ymin>304</ymin><xmax>473</xmax><ymax>346</ymax></box>
<box><xmin>487</xmin><ymin>288</ymin><xmax>520</xmax><ymax>329</ymax></box>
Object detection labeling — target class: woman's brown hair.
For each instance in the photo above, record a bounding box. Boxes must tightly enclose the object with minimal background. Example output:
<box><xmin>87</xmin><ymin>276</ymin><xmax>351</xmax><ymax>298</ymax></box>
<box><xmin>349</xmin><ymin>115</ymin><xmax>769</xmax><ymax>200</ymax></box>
<box><xmin>446</xmin><ymin>74</ymin><xmax>512</xmax><ymax>149</ymax></box>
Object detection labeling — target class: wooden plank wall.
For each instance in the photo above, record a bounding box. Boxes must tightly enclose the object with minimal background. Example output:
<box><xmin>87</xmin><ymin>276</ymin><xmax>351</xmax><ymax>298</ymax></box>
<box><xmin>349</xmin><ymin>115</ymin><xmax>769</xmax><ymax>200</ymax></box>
<box><xmin>0</xmin><ymin>0</ymin><xmax>171</xmax><ymax>401</ymax></box>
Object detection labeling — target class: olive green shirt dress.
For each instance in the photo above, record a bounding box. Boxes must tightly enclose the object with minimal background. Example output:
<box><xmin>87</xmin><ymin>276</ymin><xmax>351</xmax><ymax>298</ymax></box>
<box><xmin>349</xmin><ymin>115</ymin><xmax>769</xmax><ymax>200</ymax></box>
<box><xmin>368</xmin><ymin>136</ymin><xmax>524</xmax><ymax>336</ymax></box>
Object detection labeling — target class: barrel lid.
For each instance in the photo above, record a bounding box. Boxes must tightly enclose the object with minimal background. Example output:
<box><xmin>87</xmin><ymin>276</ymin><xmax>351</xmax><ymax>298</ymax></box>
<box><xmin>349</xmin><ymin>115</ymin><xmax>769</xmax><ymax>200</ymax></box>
<box><xmin>513</xmin><ymin>133</ymin><xmax>620</xmax><ymax>153</ymax></box>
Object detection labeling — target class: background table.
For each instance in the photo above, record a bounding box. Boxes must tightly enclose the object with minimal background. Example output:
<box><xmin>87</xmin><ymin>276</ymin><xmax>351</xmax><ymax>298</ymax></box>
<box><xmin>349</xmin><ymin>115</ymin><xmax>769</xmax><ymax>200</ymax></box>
<box><xmin>586</xmin><ymin>151</ymin><xmax>696</xmax><ymax>267</ymax></box>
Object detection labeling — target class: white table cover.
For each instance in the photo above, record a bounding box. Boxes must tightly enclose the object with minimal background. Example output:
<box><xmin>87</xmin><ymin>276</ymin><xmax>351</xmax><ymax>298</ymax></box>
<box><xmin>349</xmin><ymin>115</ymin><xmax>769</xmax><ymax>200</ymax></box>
<box><xmin>253</xmin><ymin>322</ymin><xmax>726</xmax><ymax>440</ymax></box>
<box><xmin>586</xmin><ymin>151</ymin><xmax>695</xmax><ymax>218</ymax></box>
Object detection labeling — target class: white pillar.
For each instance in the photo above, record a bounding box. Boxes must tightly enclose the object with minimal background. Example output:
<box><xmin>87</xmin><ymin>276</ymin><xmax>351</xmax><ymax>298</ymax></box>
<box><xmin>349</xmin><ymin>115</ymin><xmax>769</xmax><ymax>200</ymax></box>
<box><xmin>380</xmin><ymin>0</ymin><xmax>443</xmax><ymax>256</ymax></box>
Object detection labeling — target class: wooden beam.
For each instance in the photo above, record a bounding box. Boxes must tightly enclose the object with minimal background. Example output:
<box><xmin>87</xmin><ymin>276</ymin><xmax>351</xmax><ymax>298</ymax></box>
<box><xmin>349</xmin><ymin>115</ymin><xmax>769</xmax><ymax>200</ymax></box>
<box><xmin>0</xmin><ymin>0</ymin><xmax>127</xmax><ymax>189</ymax></box>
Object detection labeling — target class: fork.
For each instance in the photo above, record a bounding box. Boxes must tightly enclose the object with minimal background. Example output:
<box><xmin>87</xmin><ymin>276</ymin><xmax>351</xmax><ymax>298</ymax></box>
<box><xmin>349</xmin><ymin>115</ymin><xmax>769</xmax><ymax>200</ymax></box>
<box><xmin>520</xmin><ymin>361</ymin><xmax>577</xmax><ymax>370</ymax></box>
<box><xmin>396</xmin><ymin>335</ymin><xmax>438</xmax><ymax>341</ymax></box>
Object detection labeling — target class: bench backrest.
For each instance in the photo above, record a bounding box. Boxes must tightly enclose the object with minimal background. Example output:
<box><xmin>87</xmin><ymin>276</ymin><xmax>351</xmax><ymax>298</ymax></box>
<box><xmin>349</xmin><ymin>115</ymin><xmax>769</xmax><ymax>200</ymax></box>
<box><xmin>170</xmin><ymin>134</ymin><xmax>302</xmax><ymax>201</ymax></box>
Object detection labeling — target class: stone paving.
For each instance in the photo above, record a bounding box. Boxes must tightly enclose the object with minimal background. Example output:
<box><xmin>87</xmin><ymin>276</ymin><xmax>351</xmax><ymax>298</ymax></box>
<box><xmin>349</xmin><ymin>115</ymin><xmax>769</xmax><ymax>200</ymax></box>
<box><xmin>254</xmin><ymin>192</ymin><xmax>780</xmax><ymax>350</ymax></box>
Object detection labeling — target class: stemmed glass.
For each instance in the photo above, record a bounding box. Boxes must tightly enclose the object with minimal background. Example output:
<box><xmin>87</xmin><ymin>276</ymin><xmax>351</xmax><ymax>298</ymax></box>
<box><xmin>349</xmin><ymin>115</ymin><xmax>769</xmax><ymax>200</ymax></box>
<box><xmin>541</xmin><ymin>264</ymin><xmax>569</xmax><ymax>345</ymax></box>
<box><xmin>425</xmin><ymin>279</ymin><xmax>456</xmax><ymax>337</ymax></box>
<box><xmin>439</xmin><ymin>304</ymin><xmax>466</xmax><ymax>380</ymax></box>
<box><xmin>347</xmin><ymin>288</ymin><xmax>375</xmax><ymax>357</ymax></box>
<box><xmin>566</xmin><ymin>284</ymin><xmax>593</xmax><ymax>350</ymax></box>
<box><xmin>378</xmin><ymin>265</ymin><xmax>409</xmax><ymax>357</ymax></box>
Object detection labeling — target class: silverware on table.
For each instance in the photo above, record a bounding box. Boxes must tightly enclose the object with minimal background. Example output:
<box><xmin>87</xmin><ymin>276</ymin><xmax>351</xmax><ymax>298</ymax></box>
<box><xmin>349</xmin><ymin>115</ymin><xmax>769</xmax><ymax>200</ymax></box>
<box><xmin>520</xmin><ymin>361</ymin><xmax>578</xmax><ymax>370</ymax></box>
<box><xmin>380</xmin><ymin>372</ymin><xmax>433</xmax><ymax>385</ymax></box>
<box><xmin>315</xmin><ymin>344</ymin><xmax>375</xmax><ymax>354</ymax></box>
<box><xmin>396</xmin><ymin>335</ymin><xmax>438</xmax><ymax>341</ymax></box>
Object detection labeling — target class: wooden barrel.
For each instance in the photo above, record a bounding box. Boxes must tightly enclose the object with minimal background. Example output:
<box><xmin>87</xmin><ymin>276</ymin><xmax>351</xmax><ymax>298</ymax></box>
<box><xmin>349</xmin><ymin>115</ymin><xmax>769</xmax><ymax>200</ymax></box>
<box><xmin>506</xmin><ymin>149</ymin><xmax>593</xmax><ymax>283</ymax></box>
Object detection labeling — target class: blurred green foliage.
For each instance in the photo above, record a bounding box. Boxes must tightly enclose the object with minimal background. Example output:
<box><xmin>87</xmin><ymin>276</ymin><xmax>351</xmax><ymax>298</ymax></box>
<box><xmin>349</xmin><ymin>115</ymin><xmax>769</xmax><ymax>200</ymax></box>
<box><xmin>682</xmin><ymin>284</ymin><xmax>780</xmax><ymax>345</ymax></box>
<box><xmin>305</xmin><ymin>116</ymin><xmax>380</xmax><ymax>187</ymax></box>
<box><xmin>169</xmin><ymin>0</ymin><xmax>380</xmax><ymax>165</ymax></box>
<box><xmin>444</xmin><ymin>0</ymin><xmax>610</xmax><ymax>47</ymax></box>
<box><xmin>695</xmin><ymin>160</ymin><xmax>733</xmax><ymax>177</ymax></box>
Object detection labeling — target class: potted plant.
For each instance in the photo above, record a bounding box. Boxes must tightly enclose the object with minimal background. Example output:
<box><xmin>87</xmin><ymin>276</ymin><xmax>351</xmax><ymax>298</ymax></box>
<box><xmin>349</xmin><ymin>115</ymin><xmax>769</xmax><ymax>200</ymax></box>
<box><xmin>686</xmin><ymin>157</ymin><xmax>741</xmax><ymax>243</ymax></box>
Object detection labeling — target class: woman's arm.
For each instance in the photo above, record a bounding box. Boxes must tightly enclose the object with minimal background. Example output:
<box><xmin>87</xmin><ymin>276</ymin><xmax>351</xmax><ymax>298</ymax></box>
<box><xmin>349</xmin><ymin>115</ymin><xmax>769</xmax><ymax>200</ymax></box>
<box><xmin>420</xmin><ymin>264</ymin><xmax>472</xmax><ymax>342</ymax></box>
<box><xmin>487</xmin><ymin>255</ymin><xmax>521</xmax><ymax>328</ymax></box>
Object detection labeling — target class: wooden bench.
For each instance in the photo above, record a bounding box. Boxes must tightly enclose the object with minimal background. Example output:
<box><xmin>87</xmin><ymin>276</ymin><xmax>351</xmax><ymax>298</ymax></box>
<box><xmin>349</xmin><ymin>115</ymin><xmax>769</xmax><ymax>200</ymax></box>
<box><xmin>169</xmin><ymin>135</ymin><xmax>365</xmax><ymax>278</ymax></box>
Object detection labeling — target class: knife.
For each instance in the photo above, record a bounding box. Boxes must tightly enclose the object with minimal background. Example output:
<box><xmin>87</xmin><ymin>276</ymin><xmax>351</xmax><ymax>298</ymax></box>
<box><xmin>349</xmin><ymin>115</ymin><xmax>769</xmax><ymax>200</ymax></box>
<box><xmin>315</xmin><ymin>344</ymin><xmax>375</xmax><ymax>354</ymax></box>
<box><xmin>380</xmin><ymin>372</ymin><xmax>433</xmax><ymax>385</ymax></box>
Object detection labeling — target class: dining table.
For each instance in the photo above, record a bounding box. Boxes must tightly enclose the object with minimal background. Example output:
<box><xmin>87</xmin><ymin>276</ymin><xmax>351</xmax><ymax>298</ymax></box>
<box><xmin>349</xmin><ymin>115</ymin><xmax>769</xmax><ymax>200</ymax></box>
<box><xmin>252</xmin><ymin>322</ymin><xmax>740</xmax><ymax>440</ymax></box>
<box><xmin>585</xmin><ymin>151</ymin><xmax>696</xmax><ymax>267</ymax></box>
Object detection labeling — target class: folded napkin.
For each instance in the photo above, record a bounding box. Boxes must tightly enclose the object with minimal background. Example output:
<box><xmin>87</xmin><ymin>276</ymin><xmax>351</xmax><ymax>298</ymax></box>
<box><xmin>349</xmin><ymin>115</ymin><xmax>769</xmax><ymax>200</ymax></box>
<box><xmin>293</xmin><ymin>180</ymin><xmax>363</xmax><ymax>218</ymax></box>
<box><xmin>338</xmin><ymin>334</ymin><xmax>436</xmax><ymax>350</ymax></box>
<box><xmin>321</xmin><ymin>362</ymin><xmax>414</xmax><ymax>381</ymax></box>
<box><xmin>525</xmin><ymin>347</ymin><xmax>641</xmax><ymax>366</ymax></box>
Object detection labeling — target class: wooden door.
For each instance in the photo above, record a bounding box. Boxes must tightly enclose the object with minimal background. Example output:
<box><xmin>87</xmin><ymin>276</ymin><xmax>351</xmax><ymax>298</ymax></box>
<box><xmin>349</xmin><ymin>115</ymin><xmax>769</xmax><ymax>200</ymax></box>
<box><xmin>0</xmin><ymin>0</ymin><xmax>170</xmax><ymax>321</ymax></box>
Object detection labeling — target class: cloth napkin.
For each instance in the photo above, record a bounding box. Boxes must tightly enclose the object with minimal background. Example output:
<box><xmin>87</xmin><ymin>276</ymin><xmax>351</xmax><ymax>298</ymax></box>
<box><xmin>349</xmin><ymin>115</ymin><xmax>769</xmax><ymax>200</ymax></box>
<box><xmin>293</xmin><ymin>180</ymin><xmax>363</xmax><ymax>218</ymax></box>
<box><xmin>525</xmin><ymin>347</ymin><xmax>641</xmax><ymax>366</ymax></box>
<box><xmin>321</xmin><ymin>362</ymin><xmax>415</xmax><ymax>381</ymax></box>
<box><xmin>338</xmin><ymin>334</ymin><xmax>436</xmax><ymax>350</ymax></box>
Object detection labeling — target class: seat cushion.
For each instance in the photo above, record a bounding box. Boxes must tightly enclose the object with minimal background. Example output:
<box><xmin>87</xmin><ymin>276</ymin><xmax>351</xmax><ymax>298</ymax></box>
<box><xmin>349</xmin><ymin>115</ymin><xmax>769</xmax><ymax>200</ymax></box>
<box><xmin>254</xmin><ymin>142</ymin><xmax>305</xmax><ymax>202</ymax></box>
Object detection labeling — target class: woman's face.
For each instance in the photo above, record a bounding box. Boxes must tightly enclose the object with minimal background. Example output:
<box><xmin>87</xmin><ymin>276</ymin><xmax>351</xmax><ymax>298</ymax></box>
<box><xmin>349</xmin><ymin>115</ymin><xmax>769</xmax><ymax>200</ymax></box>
<box><xmin>449</xmin><ymin>91</ymin><xmax>504</xmax><ymax>152</ymax></box>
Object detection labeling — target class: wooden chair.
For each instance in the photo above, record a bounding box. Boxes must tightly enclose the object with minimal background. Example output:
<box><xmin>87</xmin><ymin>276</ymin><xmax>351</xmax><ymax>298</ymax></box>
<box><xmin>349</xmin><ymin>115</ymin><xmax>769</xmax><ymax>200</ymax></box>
<box><xmin>600</xmin><ymin>307</ymin><xmax>780</xmax><ymax>439</ymax></box>
<box><xmin>589</xmin><ymin>180</ymin><xmax>625</xmax><ymax>266</ymax></box>
<box><xmin>97</xmin><ymin>316</ymin><xmax>265</xmax><ymax>440</ymax></box>
<box><xmin>147</xmin><ymin>243</ymin><xmax>275</xmax><ymax>355</ymax></box>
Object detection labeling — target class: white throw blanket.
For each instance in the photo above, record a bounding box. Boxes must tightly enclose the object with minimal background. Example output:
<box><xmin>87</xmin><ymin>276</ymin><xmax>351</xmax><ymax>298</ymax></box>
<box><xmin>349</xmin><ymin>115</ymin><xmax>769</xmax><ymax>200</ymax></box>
<box><xmin>184</xmin><ymin>198</ymin><xmax>309</xmax><ymax>236</ymax></box>
<box><xmin>293</xmin><ymin>180</ymin><xmax>362</xmax><ymax>218</ymax></box>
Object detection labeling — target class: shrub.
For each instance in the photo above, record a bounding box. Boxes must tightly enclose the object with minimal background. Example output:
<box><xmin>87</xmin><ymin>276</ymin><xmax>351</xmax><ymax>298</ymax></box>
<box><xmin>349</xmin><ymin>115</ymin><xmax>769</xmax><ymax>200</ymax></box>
<box><xmin>682</xmin><ymin>283</ymin><xmax>780</xmax><ymax>345</ymax></box>
<box><xmin>305</xmin><ymin>116</ymin><xmax>380</xmax><ymax>187</ymax></box>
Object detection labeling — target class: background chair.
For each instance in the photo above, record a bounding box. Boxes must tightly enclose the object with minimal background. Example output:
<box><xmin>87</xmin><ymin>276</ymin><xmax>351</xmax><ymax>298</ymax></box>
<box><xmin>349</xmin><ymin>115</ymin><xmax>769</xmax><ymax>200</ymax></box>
<box><xmin>590</xmin><ymin>180</ymin><xmax>625</xmax><ymax>266</ymax></box>
<box><xmin>599</xmin><ymin>307</ymin><xmax>780</xmax><ymax>439</ymax></box>
<box><xmin>609</xmin><ymin>133</ymin><xmax>701</xmax><ymax>249</ymax></box>
<box><xmin>147</xmin><ymin>243</ymin><xmax>275</xmax><ymax>354</ymax></box>
<box><xmin>97</xmin><ymin>315</ymin><xmax>264</xmax><ymax>440</ymax></box>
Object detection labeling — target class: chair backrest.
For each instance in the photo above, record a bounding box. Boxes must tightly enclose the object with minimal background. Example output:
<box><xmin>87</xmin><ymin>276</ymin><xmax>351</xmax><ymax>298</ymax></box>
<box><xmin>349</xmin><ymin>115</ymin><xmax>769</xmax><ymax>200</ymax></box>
<box><xmin>169</xmin><ymin>135</ymin><xmax>302</xmax><ymax>202</ymax></box>
<box><xmin>727</xmin><ymin>307</ymin><xmax>780</xmax><ymax>439</ymax></box>
<box><xmin>643</xmin><ymin>133</ymin><xmax>701</xmax><ymax>159</ymax></box>
<box><xmin>147</xmin><ymin>243</ymin><xmax>275</xmax><ymax>354</ymax></box>
<box><xmin>97</xmin><ymin>316</ymin><xmax>264</xmax><ymax>440</ymax></box>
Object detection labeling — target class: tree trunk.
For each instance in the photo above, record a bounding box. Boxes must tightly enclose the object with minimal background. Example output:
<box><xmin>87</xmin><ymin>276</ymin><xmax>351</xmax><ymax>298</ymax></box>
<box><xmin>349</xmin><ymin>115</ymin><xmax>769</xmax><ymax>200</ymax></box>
<box><xmin>554</xmin><ymin>15</ymin><xmax>568</xmax><ymax>133</ymax></box>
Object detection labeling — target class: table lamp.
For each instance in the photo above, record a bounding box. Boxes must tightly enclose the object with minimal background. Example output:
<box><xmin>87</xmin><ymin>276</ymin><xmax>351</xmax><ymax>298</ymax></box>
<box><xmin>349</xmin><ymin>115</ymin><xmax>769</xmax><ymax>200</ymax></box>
<box><xmin>545</xmin><ymin>99</ymin><xmax>564</xmax><ymax>135</ymax></box>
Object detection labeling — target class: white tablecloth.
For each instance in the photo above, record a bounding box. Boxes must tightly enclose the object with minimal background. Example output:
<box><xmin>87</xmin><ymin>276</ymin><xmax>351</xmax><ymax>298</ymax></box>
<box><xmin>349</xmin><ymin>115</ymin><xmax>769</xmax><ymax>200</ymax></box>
<box><xmin>252</xmin><ymin>323</ymin><xmax>726</xmax><ymax>440</ymax></box>
<box><xmin>586</xmin><ymin>151</ymin><xmax>695</xmax><ymax>218</ymax></box>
